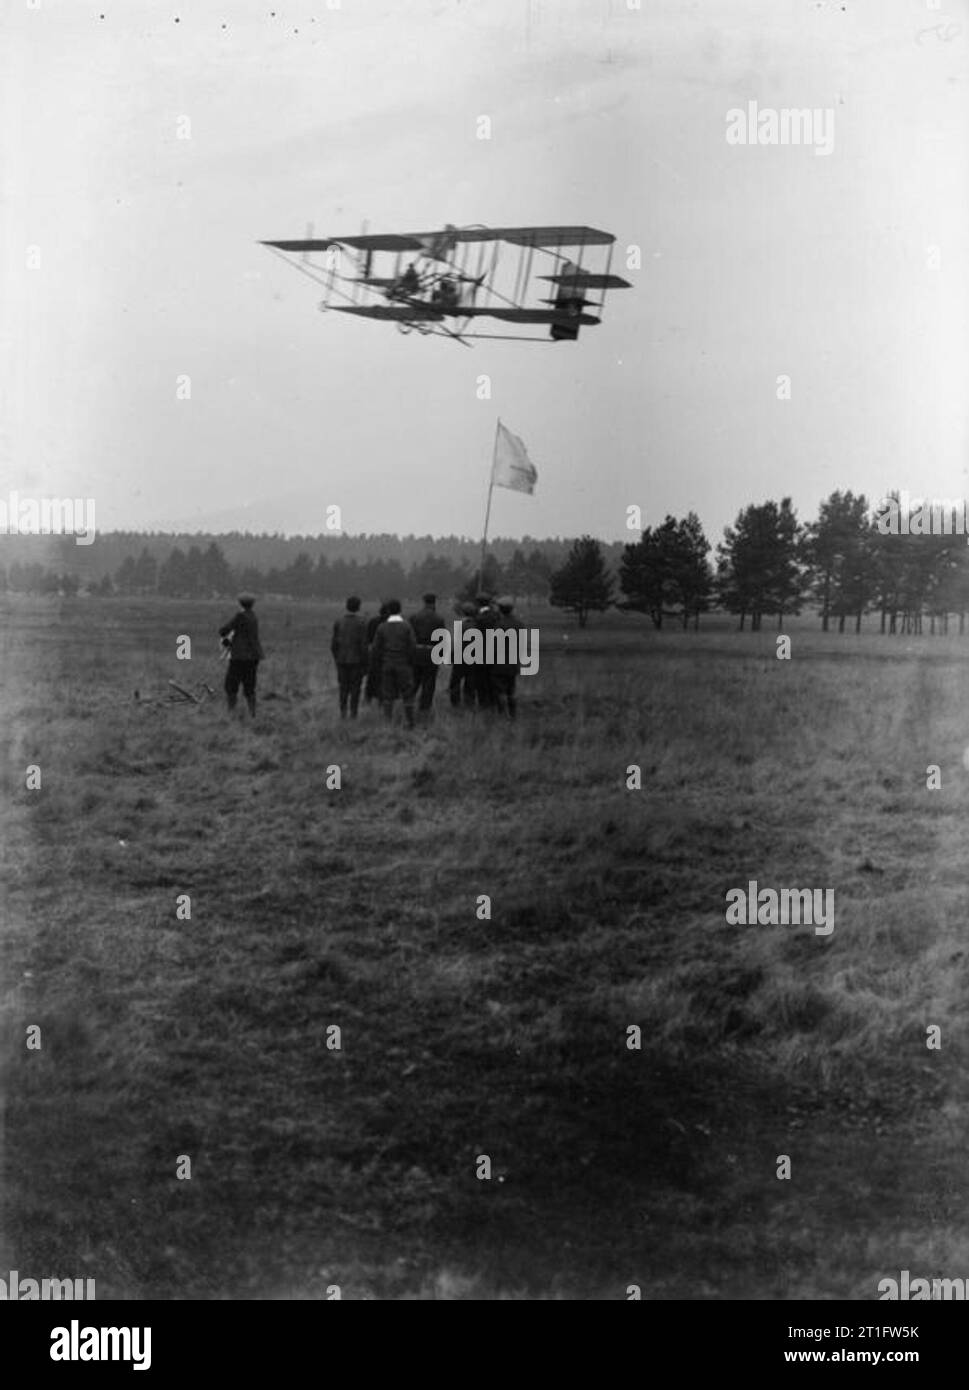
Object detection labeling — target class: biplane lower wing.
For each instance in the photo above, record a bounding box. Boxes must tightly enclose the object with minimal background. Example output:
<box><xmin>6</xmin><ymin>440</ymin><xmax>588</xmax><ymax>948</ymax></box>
<box><xmin>463</xmin><ymin>307</ymin><xmax>601</xmax><ymax>326</ymax></box>
<box><xmin>537</xmin><ymin>272</ymin><xmax>632</xmax><ymax>289</ymax></box>
<box><xmin>332</xmin><ymin>304</ymin><xmax>444</xmax><ymax>320</ymax></box>
<box><xmin>332</xmin><ymin>304</ymin><xmax>600</xmax><ymax>326</ymax></box>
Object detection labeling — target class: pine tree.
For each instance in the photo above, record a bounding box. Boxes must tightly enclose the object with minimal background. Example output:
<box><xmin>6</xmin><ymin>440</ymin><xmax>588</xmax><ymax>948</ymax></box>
<box><xmin>200</xmin><ymin>541</ymin><xmax>233</xmax><ymax>596</ymax></box>
<box><xmin>549</xmin><ymin>536</ymin><xmax>614</xmax><ymax>628</ymax></box>
<box><xmin>802</xmin><ymin>490</ymin><xmax>872</xmax><ymax>632</ymax></box>
<box><xmin>114</xmin><ymin>554</ymin><xmax>138</xmax><ymax>595</ymax></box>
<box><xmin>619</xmin><ymin>512</ymin><xmax>712</xmax><ymax>630</ymax></box>
<box><xmin>133</xmin><ymin>548</ymin><xmax>158</xmax><ymax>596</ymax></box>
<box><xmin>716</xmin><ymin>499</ymin><xmax>804</xmax><ymax>630</ymax></box>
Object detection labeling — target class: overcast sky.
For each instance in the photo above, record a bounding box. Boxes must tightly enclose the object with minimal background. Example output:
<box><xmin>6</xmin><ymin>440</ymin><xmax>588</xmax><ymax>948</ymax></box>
<box><xmin>2</xmin><ymin>0</ymin><xmax>967</xmax><ymax>544</ymax></box>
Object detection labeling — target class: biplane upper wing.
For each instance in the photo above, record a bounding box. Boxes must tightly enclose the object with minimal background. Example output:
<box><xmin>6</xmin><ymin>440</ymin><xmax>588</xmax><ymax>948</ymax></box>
<box><xmin>394</xmin><ymin>225</ymin><xmax>616</xmax><ymax>247</ymax></box>
<box><xmin>260</xmin><ymin>238</ymin><xmax>343</xmax><ymax>252</ymax></box>
<box><xmin>484</xmin><ymin>226</ymin><xmax>615</xmax><ymax>247</ymax></box>
<box><xmin>262</xmin><ymin>226</ymin><xmax>616</xmax><ymax>252</ymax></box>
<box><xmin>261</xmin><ymin>234</ymin><xmax>426</xmax><ymax>252</ymax></box>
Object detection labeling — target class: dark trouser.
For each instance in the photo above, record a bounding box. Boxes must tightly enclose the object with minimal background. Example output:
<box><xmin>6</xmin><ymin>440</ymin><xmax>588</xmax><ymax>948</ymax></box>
<box><xmin>336</xmin><ymin>662</ymin><xmax>365</xmax><ymax>717</ymax></box>
<box><xmin>225</xmin><ymin>659</ymin><xmax>258</xmax><ymax>715</ymax></box>
<box><xmin>467</xmin><ymin>663</ymin><xmax>495</xmax><ymax>710</ymax></box>
<box><xmin>413</xmin><ymin>663</ymin><xmax>439</xmax><ymax>712</ymax></box>
<box><xmin>492</xmin><ymin>669</ymin><xmax>518</xmax><ymax>717</ymax></box>
<box><xmin>364</xmin><ymin>661</ymin><xmax>382</xmax><ymax>704</ymax></box>
<box><xmin>381</xmin><ymin>664</ymin><xmax>415</xmax><ymax>726</ymax></box>
<box><xmin>447</xmin><ymin>664</ymin><xmax>475</xmax><ymax>706</ymax></box>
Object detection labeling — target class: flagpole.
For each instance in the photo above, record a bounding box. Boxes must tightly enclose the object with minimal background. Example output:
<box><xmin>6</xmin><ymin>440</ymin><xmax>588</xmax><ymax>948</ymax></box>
<box><xmin>478</xmin><ymin>417</ymin><xmax>499</xmax><ymax>593</ymax></box>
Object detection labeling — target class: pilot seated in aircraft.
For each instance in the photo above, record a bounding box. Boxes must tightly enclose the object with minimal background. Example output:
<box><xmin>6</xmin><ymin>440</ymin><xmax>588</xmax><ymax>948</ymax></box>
<box><xmin>398</xmin><ymin>262</ymin><xmax>421</xmax><ymax>296</ymax></box>
<box><xmin>430</xmin><ymin>276</ymin><xmax>460</xmax><ymax>311</ymax></box>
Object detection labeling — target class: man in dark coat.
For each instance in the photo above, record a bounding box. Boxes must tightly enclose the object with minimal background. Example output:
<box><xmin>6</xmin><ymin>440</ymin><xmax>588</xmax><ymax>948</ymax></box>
<box><xmin>449</xmin><ymin>602</ymin><xmax>477</xmax><ymax>709</ymax></box>
<box><xmin>409</xmin><ymin>592</ymin><xmax>448</xmax><ymax>716</ymax></box>
<box><xmin>467</xmin><ymin>594</ymin><xmax>497</xmax><ymax>711</ymax></box>
<box><xmin>492</xmin><ymin>595</ymin><xmax>524</xmax><ymax>718</ymax></box>
<box><xmin>331</xmin><ymin>595</ymin><xmax>369</xmax><ymax>718</ymax></box>
<box><xmin>371</xmin><ymin>598</ymin><xmax>416</xmax><ymax>727</ymax></box>
<box><xmin>364</xmin><ymin>602</ymin><xmax>391</xmax><ymax>705</ymax></box>
<box><xmin>219</xmin><ymin>593</ymin><xmax>264</xmax><ymax>716</ymax></box>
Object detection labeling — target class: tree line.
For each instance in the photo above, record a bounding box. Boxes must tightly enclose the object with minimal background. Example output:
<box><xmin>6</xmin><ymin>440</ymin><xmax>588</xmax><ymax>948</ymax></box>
<box><xmin>0</xmin><ymin>530</ymin><xmax>623</xmax><ymax>592</ymax></box>
<box><xmin>0</xmin><ymin>540</ymin><xmax>559</xmax><ymax>604</ymax></box>
<box><xmin>5</xmin><ymin>490</ymin><xmax>969</xmax><ymax>634</ymax></box>
<box><xmin>549</xmin><ymin>490</ymin><xmax>969</xmax><ymax>633</ymax></box>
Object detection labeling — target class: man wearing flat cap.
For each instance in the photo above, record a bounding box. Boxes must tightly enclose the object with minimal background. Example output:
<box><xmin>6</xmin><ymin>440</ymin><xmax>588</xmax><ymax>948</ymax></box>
<box><xmin>219</xmin><ymin>592</ymin><xmax>264</xmax><ymax>717</ymax></box>
<box><xmin>331</xmin><ymin>594</ymin><xmax>369</xmax><ymax>719</ymax></box>
<box><xmin>371</xmin><ymin>598</ymin><xmax>416</xmax><ymax>727</ymax></box>
<box><xmin>409</xmin><ymin>591</ymin><xmax>448</xmax><ymax>717</ymax></box>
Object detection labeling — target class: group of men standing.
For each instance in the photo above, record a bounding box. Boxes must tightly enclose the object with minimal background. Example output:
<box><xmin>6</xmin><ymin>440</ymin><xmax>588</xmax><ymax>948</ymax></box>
<box><xmin>331</xmin><ymin>591</ymin><xmax>524</xmax><ymax>725</ymax></box>
<box><xmin>218</xmin><ymin>590</ymin><xmax>525</xmax><ymax>724</ymax></box>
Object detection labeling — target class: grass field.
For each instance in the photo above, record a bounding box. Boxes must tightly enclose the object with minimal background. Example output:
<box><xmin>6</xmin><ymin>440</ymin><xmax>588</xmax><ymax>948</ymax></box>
<box><xmin>2</xmin><ymin>594</ymin><xmax>968</xmax><ymax>1299</ymax></box>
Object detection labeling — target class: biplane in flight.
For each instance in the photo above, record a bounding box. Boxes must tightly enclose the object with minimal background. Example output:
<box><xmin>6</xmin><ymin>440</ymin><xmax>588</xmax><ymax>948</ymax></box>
<box><xmin>259</xmin><ymin>223</ymin><xmax>631</xmax><ymax>345</ymax></box>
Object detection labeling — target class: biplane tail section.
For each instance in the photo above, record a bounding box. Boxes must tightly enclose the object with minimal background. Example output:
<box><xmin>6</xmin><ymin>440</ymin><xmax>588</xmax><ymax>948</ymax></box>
<box><xmin>548</xmin><ymin>260</ymin><xmax>585</xmax><ymax>341</ymax></box>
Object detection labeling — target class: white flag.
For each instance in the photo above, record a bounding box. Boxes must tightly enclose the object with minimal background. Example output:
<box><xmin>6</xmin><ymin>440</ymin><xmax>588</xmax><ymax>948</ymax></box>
<box><xmin>491</xmin><ymin>422</ymin><xmax>538</xmax><ymax>495</ymax></box>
